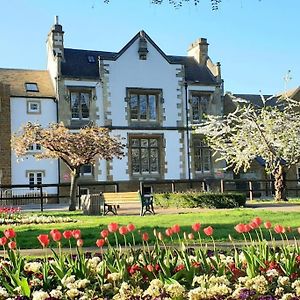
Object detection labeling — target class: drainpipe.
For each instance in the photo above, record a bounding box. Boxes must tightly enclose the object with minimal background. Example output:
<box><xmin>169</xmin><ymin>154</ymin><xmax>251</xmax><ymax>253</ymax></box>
<box><xmin>184</xmin><ymin>81</ymin><xmax>191</xmax><ymax>182</ymax></box>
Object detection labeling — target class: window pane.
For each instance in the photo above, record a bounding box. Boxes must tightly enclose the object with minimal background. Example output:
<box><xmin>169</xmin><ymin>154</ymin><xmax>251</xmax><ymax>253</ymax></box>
<box><xmin>192</xmin><ymin>96</ymin><xmax>200</xmax><ymax>122</ymax></box>
<box><xmin>141</xmin><ymin>139</ymin><xmax>148</xmax><ymax>147</ymax></box>
<box><xmin>141</xmin><ymin>149</ymin><xmax>149</xmax><ymax>172</ymax></box>
<box><xmin>148</xmin><ymin>95</ymin><xmax>156</xmax><ymax>120</ymax></box>
<box><xmin>36</xmin><ymin>173</ymin><xmax>42</xmax><ymax>185</ymax></box>
<box><xmin>81</xmin><ymin>93</ymin><xmax>90</xmax><ymax>119</ymax></box>
<box><xmin>150</xmin><ymin>148</ymin><xmax>159</xmax><ymax>172</ymax></box>
<box><xmin>149</xmin><ymin>139</ymin><xmax>158</xmax><ymax>147</ymax></box>
<box><xmin>71</xmin><ymin>93</ymin><xmax>79</xmax><ymax>119</ymax></box>
<box><xmin>139</xmin><ymin>95</ymin><xmax>147</xmax><ymax>120</ymax></box>
<box><xmin>129</xmin><ymin>95</ymin><xmax>138</xmax><ymax>120</ymax></box>
<box><xmin>131</xmin><ymin>149</ymin><xmax>140</xmax><ymax>173</ymax></box>
<box><xmin>131</xmin><ymin>138</ymin><xmax>139</xmax><ymax>147</ymax></box>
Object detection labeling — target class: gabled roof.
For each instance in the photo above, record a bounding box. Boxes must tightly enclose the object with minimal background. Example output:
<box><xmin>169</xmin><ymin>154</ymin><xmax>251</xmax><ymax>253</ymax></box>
<box><xmin>0</xmin><ymin>68</ymin><xmax>55</xmax><ymax>98</ymax></box>
<box><xmin>61</xmin><ymin>31</ymin><xmax>217</xmax><ymax>85</ymax></box>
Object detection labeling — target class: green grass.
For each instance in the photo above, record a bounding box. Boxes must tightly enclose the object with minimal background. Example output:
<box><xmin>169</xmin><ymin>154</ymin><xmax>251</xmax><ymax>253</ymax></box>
<box><xmin>2</xmin><ymin>209</ymin><xmax>300</xmax><ymax>249</ymax></box>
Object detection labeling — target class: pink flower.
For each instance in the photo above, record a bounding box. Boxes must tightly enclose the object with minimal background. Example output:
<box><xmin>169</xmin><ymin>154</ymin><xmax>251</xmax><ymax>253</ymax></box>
<box><xmin>244</xmin><ymin>224</ymin><xmax>251</xmax><ymax>233</ymax></box>
<box><xmin>72</xmin><ymin>230</ymin><xmax>81</xmax><ymax>239</ymax></box>
<box><xmin>100</xmin><ymin>229</ymin><xmax>109</xmax><ymax>238</ymax></box>
<box><xmin>234</xmin><ymin>223</ymin><xmax>245</xmax><ymax>234</ymax></box>
<box><xmin>108</xmin><ymin>223</ymin><xmax>119</xmax><ymax>233</ymax></box>
<box><xmin>8</xmin><ymin>241</ymin><xmax>16</xmax><ymax>250</ymax></box>
<box><xmin>142</xmin><ymin>232</ymin><xmax>149</xmax><ymax>241</ymax></box>
<box><xmin>192</xmin><ymin>222</ymin><xmax>201</xmax><ymax>232</ymax></box>
<box><xmin>51</xmin><ymin>230</ymin><xmax>62</xmax><ymax>242</ymax></box>
<box><xmin>96</xmin><ymin>239</ymin><xmax>105</xmax><ymax>248</ymax></box>
<box><xmin>0</xmin><ymin>237</ymin><xmax>7</xmax><ymax>246</ymax></box>
<box><xmin>172</xmin><ymin>224</ymin><xmax>180</xmax><ymax>234</ymax></box>
<box><xmin>165</xmin><ymin>228</ymin><xmax>173</xmax><ymax>237</ymax></box>
<box><xmin>37</xmin><ymin>234</ymin><xmax>50</xmax><ymax>248</ymax></box>
<box><xmin>188</xmin><ymin>233</ymin><xmax>194</xmax><ymax>240</ymax></box>
<box><xmin>203</xmin><ymin>226</ymin><xmax>214</xmax><ymax>236</ymax></box>
<box><xmin>274</xmin><ymin>225</ymin><xmax>285</xmax><ymax>234</ymax></box>
<box><xmin>4</xmin><ymin>228</ymin><xmax>16</xmax><ymax>239</ymax></box>
<box><xmin>252</xmin><ymin>217</ymin><xmax>262</xmax><ymax>227</ymax></box>
<box><xmin>77</xmin><ymin>239</ymin><xmax>84</xmax><ymax>247</ymax></box>
<box><xmin>264</xmin><ymin>221</ymin><xmax>272</xmax><ymax>229</ymax></box>
<box><xmin>119</xmin><ymin>226</ymin><xmax>128</xmax><ymax>235</ymax></box>
<box><xmin>127</xmin><ymin>223</ymin><xmax>135</xmax><ymax>232</ymax></box>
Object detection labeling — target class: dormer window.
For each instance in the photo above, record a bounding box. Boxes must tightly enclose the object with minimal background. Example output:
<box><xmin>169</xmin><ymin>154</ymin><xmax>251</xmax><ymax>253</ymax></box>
<box><xmin>87</xmin><ymin>55</ymin><xmax>96</xmax><ymax>63</ymax></box>
<box><xmin>25</xmin><ymin>83</ymin><xmax>39</xmax><ymax>92</ymax></box>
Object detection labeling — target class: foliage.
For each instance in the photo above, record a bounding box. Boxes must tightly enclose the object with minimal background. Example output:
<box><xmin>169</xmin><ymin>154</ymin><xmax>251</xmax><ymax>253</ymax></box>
<box><xmin>11</xmin><ymin>122</ymin><xmax>124</xmax><ymax>210</ymax></box>
<box><xmin>104</xmin><ymin>0</ymin><xmax>222</xmax><ymax>10</ymax></box>
<box><xmin>154</xmin><ymin>191</ymin><xmax>246</xmax><ymax>208</ymax></box>
<box><xmin>0</xmin><ymin>219</ymin><xmax>299</xmax><ymax>299</ymax></box>
<box><xmin>197</xmin><ymin>96</ymin><xmax>300</xmax><ymax>201</ymax></box>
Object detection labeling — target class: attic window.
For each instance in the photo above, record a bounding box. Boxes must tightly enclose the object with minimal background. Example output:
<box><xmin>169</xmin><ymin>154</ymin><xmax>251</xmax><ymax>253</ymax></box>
<box><xmin>87</xmin><ymin>55</ymin><xmax>96</xmax><ymax>63</ymax></box>
<box><xmin>25</xmin><ymin>83</ymin><xmax>39</xmax><ymax>92</ymax></box>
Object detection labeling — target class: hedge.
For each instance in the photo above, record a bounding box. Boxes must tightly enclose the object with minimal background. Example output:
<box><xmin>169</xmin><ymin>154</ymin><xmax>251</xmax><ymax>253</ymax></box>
<box><xmin>154</xmin><ymin>191</ymin><xmax>246</xmax><ymax>209</ymax></box>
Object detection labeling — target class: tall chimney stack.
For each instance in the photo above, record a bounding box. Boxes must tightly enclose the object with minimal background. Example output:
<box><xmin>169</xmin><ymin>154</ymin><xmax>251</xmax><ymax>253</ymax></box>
<box><xmin>187</xmin><ymin>38</ymin><xmax>209</xmax><ymax>65</ymax></box>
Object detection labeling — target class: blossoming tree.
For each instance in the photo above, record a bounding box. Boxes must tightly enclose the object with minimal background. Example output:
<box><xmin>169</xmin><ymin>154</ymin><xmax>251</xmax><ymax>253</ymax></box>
<box><xmin>197</xmin><ymin>96</ymin><xmax>300</xmax><ymax>201</ymax></box>
<box><xmin>11</xmin><ymin>122</ymin><xmax>124</xmax><ymax>211</ymax></box>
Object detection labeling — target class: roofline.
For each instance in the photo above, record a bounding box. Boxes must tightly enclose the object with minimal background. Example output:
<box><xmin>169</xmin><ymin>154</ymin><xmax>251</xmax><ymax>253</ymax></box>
<box><xmin>0</xmin><ymin>68</ymin><xmax>49</xmax><ymax>72</ymax></box>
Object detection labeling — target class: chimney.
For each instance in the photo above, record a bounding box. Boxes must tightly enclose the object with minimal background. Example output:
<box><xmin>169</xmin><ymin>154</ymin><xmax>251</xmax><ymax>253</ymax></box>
<box><xmin>47</xmin><ymin>15</ymin><xmax>64</xmax><ymax>60</ymax></box>
<box><xmin>187</xmin><ymin>38</ymin><xmax>209</xmax><ymax>65</ymax></box>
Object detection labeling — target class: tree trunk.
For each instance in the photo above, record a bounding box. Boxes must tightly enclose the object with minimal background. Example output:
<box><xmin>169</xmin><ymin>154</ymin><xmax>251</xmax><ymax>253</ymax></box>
<box><xmin>273</xmin><ymin>164</ymin><xmax>288</xmax><ymax>202</ymax></box>
<box><xmin>69</xmin><ymin>169</ymin><xmax>80</xmax><ymax>211</ymax></box>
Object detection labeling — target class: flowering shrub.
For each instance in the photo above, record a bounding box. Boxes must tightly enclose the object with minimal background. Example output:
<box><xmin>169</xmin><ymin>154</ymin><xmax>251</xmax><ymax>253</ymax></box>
<box><xmin>0</xmin><ymin>217</ymin><xmax>299</xmax><ymax>299</ymax></box>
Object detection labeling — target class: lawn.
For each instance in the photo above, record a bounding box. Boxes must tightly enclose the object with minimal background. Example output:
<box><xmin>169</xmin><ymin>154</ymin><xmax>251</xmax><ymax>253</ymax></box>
<box><xmin>3</xmin><ymin>208</ymin><xmax>300</xmax><ymax>249</ymax></box>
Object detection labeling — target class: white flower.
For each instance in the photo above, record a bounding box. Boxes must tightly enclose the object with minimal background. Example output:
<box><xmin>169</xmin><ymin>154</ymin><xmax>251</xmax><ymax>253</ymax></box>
<box><xmin>66</xmin><ymin>288</ymin><xmax>81</xmax><ymax>299</ymax></box>
<box><xmin>266</xmin><ymin>269</ymin><xmax>279</xmax><ymax>277</ymax></box>
<box><xmin>281</xmin><ymin>293</ymin><xmax>296</xmax><ymax>300</ymax></box>
<box><xmin>50</xmin><ymin>289</ymin><xmax>63</xmax><ymax>299</ymax></box>
<box><xmin>24</xmin><ymin>262</ymin><xmax>42</xmax><ymax>273</ymax></box>
<box><xmin>278</xmin><ymin>276</ymin><xmax>290</xmax><ymax>286</ymax></box>
<box><xmin>32</xmin><ymin>290</ymin><xmax>49</xmax><ymax>300</ymax></box>
<box><xmin>0</xmin><ymin>287</ymin><xmax>9</xmax><ymax>298</ymax></box>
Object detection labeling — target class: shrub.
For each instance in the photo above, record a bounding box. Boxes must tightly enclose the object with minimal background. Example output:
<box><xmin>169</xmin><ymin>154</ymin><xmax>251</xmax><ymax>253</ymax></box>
<box><xmin>154</xmin><ymin>191</ymin><xmax>246</xmax><ymax>209</ymax></box>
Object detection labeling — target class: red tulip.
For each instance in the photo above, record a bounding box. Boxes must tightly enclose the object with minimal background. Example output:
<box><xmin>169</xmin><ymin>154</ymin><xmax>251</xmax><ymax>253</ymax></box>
<box><xmin>52</xmin><ymin>231</ymin><xmax>62</xmax><ymax>242</ymax></box>
<box><xmin>37</xmin><ymin>234</ymin><xmax>50</xmax><ymax>248</ymax></box>
<box><xmin>77</xmin><ymin>239</ymin><xmax>84</xmax><ymax>247</ymax></box>
<box><xmin>142</xmin><ymin>232</ymin><xmax>149</xmax><ymax>241</ymax></box>
<box><xmin>8</xmin><ymin>241</ymin><xmax>16</xmax><ymax>250</ymax></box>
<box><xmin>0</xmin><ymin>237</ymin><xmax>7</xmax><ymax>246</ymax></box>
<box><xmin>264</xmin><ymin>221</ymin><xmax>272</xmax><ymax>229</ymax></box>
<box><xmin>165</xmin><ymin>228</ymin><xmax>173</xmax><ymax>237</ymax></box>
<box><xmin>63</xmin><ymin>230</ymin><xmax>72</xmax><ymax>239</ymax></box>
<box><xmin>172</xmin><ymin>224</ymin><xmax>180</xmax><ymax>234</ymax></box>
<box><xmin>96</xmin><ymin>239</ymin><xmax>105</xmax><ymax>248</ymax></box>
<box><xmin>203</xmin><ymin>226</ymin><xmax>214</xmax><ymax>236</ymax></box>
<box><xmin>4</xmin><ymin>228</ymin><xmax>16</xmax><ymax>239</ymax></box>
<box><xmin>72</xmin><ymin>230</ymin><xmax>81</xmax><ymax>239</ymax></box>
<box><xmin>274</xmin><ymin>225</ymin><xmax>285</xmax><ymax>234</ymax></box>
<box><xmin>146</xmin><ymin>264</ymin><xmax>154</xmax><ymax>272</ymax></box>
<box><xmin>100</xmin><ymin>229</ymin><xmax>109</xmax><ymax>238</ymax></box>
<box><xmin>234</xmin><ymin>223</ymin><xmax>245</xmax><ymax>234</ymax></box>
<box><xmin>108</xmin><ymin>222</ymin><xmax>119</xmax><ymax>233</ymax></box>
<box><xmin>249</xmin><ymin>221</ymin><xmax>259</xmax><ymax>230</ymax></box>
<box><xmin>252</xmin><ymin>217</ymin><xmax>262</xmax><ymax>227</ymax></box>
<box><xmin>119</xmin><ymin>226</ymin><xmax>128</xmax><ymax>235</ymax></box>
<box><xmin>127</xmin><ymin>223</ymin><xmax>135</xmax><ymax>232</ymax></box>
<box><xmin>192</xmin><ymin>222</ymin><xmax>201</xmax><ymax>232</ymax></box>
<box><xmin>188</xmin><ymin>233</ymin><xmax>194</xmax><ymax>240</ymax></box>
<box><xmin>244</xmin><ymin>224</ymin><xmax>251</xmax><ymax>233</ymax></box>
<box><xmin>50</xmin><ymin>229</ymin><xmax>59</xmax><ymax>236</ymax></box>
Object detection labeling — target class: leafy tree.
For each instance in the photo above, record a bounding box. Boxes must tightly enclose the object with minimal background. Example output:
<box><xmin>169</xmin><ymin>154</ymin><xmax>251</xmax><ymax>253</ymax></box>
<box><xmin>197</xmin><ymin>96</ymin><xmax>300</xmax><ymax>201</ymax></box>
<box><xmin>11</xmin><ymin>123</ymin><xmax>124</xmax><ymax>211</ymax></box>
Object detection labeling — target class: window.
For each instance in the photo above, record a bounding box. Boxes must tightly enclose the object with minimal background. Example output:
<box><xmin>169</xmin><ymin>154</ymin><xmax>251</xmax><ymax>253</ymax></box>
<box><xmin>27</xmin><ymin>144</ymin><xmax>41</xmax><ymax>152</ymax></box>
<box><xmin>193</xmin><ymin>139</ymin><xmax>212</xmax><ymax>173</ymax></box>
<box><xmin>191</xmin><ymin>94</ymin><xmax>210</xmax><ymax>124</ymax></box>
<box><xmin>25</xmin><ymin>83</ymin><xmax>39</xmax><ymax>92</ymax></box>
<box><xmin>297</xmin><ymin>165</ymin><xmax>300</xmax><ymax>185</ymax></box>
<box><xmin>130</xmin><ymin>137</ymin><xmax>160</xmax><ymax>175</ymax></box>
<box><xmin>128</xmin><ymin>89</ymin><xmax>160</xmax><ymax>122</ymax></box>
<box><xmin>87</xmin><ymin>55</ymin><xmax>96</xmax><ymax>63</ymax></box>
<box><xmin>80</xmin><ymin>164</ymin><xmax>93</xmax><ymax>176</ymax></box>
<box><xmin>70</xmin><ymin>90</ymin><xmax>91</xmax><ymax>120</ymax></box>
<box><xmin>27</xmin><ymin>100</ymin><xmax>41</xmax><ymax>114</ymax></box>
<box><xmin>28</xmin><ymin>171</ymin><xmax>43</xmax><ymax>190</ymax></box>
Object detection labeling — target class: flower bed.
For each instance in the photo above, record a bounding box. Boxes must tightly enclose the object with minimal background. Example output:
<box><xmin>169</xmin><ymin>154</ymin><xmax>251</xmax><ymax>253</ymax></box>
<box><xmin>0</xmin><ymin>207</ymin><xmax>76</xmax><ymax>224</ymax></box>
<box><xmin>0</xmin><ymin>218</ymin><xmax>299</xmax><ymax>299</ymax></box>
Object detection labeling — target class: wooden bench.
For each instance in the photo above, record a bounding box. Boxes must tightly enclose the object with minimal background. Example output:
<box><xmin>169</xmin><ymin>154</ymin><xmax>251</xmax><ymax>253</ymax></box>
<box><xmin>101</xmin><ymin>191</ymin><xmax>155</xmax><ymax>216</ymax></box>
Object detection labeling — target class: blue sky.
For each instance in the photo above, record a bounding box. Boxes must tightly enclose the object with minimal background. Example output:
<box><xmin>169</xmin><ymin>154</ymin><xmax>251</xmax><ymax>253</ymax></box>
<box><xmin>0</xmin><ymin>0</ymin><xmax>299</xmax><ymax>94</ymax></box>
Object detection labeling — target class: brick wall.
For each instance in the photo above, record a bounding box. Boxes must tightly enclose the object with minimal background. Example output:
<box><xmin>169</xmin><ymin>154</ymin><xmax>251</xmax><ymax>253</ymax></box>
<box><xmin>0</xmin><ymin>83</ymin><xmax>11</xmax><ymax>185</ymax></box>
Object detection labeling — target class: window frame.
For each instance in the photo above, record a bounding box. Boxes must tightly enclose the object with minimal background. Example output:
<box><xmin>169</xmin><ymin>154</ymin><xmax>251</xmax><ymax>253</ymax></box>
<box><xmin>192</xmin><ymin>137</ymin><xmax>212</xmax><ymax>175</ymax></box>
<box><xmin>127</xmin><ymin>88</ymin><xmax>161</xmax><ymax>124</ymax></box>
<box><xmin>25</xmin><ymin>82</ymin><xmax>39</xmax><ymax>92</ymax></box>
<box><xmin>190</xmin><ymin>92</ymin><xmax>211</xmax><ymax>124</ymax></box>
<box><xmin>27</xmin><ymin>100</ymin><xmax>41</xmax><ymax>114</ymax></box>
<box><xmin>128</xmin><ymin>135</ymin><xmax>163</xmax><ymax>178</ymax></box>
<box><xmin>68</xmin><ymin>88</ymin><xmax>92</xmax><ymax>121</ymax></box>
<box><xmin>26</xmin><ymin>170</ymin><xmax>45</xmax><ymax>190</ymax></box>
<box><xmin>80</xmin><ymin>164</ymin><xmax>93</xmax><ymax>177</ymax></box>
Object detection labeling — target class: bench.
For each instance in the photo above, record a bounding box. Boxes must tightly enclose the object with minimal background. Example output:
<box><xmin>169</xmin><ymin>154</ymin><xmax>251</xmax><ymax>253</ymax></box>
<box><xmin>101</xmin><ymin>191</ymin><xmax>155</xmax><ymax>216</ymax></box>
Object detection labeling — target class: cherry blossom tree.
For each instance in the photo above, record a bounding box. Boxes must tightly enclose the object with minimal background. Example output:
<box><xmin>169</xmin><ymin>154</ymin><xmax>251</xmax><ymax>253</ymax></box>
<box><xmin>197</xmin><ymin>96</ymin><xmax>300</xmax><ymax>201</ymax></box>
<box><xmin>11</xmin><ymin>123</ymin><xmax>124</xmax><ymax>211</ymax></box>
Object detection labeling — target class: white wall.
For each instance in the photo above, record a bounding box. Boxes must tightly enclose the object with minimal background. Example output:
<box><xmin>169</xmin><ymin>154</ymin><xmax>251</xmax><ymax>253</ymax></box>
<box><xmin>10</xmin><ymin>97</ymin><xmax>58</xmax><ymax>192</ymax></box>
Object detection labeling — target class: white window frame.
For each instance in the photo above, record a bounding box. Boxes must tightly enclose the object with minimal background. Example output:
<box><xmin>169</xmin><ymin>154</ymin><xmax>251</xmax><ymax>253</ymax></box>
<box><xmin>27</xmin><ymin>100</ymin><xmax>41</xmax><ymax>114</ymax></box>
<box><xmin>26</xmin><ymin>170</ymin><xmax>45</xmax><ymax>190</ymax></box>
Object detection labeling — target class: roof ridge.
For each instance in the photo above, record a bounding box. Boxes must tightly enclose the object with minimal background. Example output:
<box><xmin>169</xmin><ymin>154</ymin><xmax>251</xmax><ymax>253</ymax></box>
<box><xmin>0</xmin><ymin>68</ymin><xmax>48</xmax><ymax>72</ymax></box>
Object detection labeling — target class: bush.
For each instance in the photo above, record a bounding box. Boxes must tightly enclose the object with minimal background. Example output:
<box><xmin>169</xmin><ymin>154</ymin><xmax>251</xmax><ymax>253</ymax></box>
<box><xmin>154</xmin><ymin>191</ymin><xmax>246</xmax><ymax>209</ymax></box>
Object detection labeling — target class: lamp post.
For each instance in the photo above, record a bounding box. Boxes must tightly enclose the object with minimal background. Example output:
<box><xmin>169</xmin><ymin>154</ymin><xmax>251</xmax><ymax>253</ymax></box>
<box><xmin>184</xmin><ymin>81</ymin><xmax>191</xmax><ymax>182</ymax></box>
